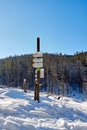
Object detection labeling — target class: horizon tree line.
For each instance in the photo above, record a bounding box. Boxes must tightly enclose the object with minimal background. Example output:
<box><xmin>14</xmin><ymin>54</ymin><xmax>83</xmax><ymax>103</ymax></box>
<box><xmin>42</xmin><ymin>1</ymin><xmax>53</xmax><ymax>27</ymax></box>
<box><xmin>0</xmin><ymin>52</ymin><xmax>87</xmax><ymax>95</ymax></box>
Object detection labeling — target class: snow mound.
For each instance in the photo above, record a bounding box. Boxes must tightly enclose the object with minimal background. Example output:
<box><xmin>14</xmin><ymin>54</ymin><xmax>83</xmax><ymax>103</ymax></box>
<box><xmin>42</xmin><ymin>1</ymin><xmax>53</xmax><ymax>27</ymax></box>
<box><xmin>0</xmin><ymin>88</ymin><xmax>87</xmax><ymax>130</ymax></box>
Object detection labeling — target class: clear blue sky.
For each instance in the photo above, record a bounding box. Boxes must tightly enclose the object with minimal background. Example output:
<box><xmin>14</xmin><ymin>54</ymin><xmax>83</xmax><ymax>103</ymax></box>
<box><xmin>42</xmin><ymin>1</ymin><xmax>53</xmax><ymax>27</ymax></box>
<box><xmin>0</xmin><ymin>0</ymin><xmax>87</xmax><ymax>58</ymax></box>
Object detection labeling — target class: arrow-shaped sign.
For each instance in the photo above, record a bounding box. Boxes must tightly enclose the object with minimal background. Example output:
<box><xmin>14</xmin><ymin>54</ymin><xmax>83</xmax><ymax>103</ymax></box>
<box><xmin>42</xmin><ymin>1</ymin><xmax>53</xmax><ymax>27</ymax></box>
<box><xmin>33</xmin><ymin>58</ymin><xmax>43</xmax><ymax>63</ymax></box>
<box><xmin>32</xmin><ymin>62</ymin><xmax>43</xmax><ymax>68</ymax></box>
<box><xmin>33</xmin><ymin>52</ymin><xmax>43</xmax><ymax>58</ymax></box>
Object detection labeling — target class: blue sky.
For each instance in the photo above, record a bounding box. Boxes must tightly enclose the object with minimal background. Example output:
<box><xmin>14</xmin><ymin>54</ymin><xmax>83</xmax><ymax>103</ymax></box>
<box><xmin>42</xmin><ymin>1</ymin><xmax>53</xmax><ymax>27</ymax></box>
<box><xmin>0</xmin><ymin>0</ymin><xmax>87</xmax><ymax>58</ymax></box>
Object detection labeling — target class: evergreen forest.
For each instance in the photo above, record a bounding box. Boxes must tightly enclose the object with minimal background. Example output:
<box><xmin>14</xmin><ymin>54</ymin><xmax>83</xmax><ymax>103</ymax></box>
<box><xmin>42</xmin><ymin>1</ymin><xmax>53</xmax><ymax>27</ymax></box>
<box><xmin>0</xmin><ymin>52</ymin><xmax>87</xmax><ymax>95</ymax></box>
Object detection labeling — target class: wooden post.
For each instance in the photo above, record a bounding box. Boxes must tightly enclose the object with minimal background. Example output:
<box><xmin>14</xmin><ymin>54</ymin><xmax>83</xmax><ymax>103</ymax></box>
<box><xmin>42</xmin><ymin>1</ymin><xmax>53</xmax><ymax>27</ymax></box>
<box><xmin>34</xmin><ymin>80</ymin><xmax>37</xmax><ymax>100</ymax></box>
<box><xmin>34</xmin><ymin>37</ymin><xmax>40</xmax><ymax>102</ymax></box>
<box><xmin>37</xmin><ymin>68</ymin><xmax>40</xmax><ymax>102</ymax></box>
<box><xmin>23</xmin><ymin>79</ymin><xmax>27</xmax><ymax>92</ymax></box>
<box><xmin>37</xmin><ymin>37</ymin><xmax>40</xmax><ymax>52</ymax></box>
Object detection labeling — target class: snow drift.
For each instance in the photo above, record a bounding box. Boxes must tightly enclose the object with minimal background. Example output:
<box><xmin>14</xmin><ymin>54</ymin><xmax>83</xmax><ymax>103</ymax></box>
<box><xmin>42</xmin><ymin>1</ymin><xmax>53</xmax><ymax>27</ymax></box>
<box><xmin>0</xmin><ymin>88</ymin><xmax>87</xmax><ymax>130</ymax></box>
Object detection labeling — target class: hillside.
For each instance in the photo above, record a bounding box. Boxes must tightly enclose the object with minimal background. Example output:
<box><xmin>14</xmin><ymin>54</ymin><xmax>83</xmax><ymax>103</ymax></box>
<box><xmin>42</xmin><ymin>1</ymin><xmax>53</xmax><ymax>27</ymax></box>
<box><xmin>0</xmin><ymin>52</ymin><xmax>87</xmax><ymax>95</ymax></box>
<box><xmin>0</xmin><ymin>87</ymin><xmax>87</xmax><ymax>130</ymax></box>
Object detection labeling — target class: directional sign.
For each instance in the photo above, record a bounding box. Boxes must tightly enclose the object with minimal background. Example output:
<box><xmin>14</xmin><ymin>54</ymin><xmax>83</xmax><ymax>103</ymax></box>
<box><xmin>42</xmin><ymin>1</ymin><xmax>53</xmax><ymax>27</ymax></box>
<box><xmin>33</xmin><ymin>52</ymin><xmax>43</xmax><ymax>58</ymax></box>
<box><xmin>33</xmin><ymin>58</ymin><xmax>43</xmax><ymax>63</ymax></box>
<box><xmin>32</xmin><ymin>62</ymin><xmax>43</xmax><ymax>68</ymax></box>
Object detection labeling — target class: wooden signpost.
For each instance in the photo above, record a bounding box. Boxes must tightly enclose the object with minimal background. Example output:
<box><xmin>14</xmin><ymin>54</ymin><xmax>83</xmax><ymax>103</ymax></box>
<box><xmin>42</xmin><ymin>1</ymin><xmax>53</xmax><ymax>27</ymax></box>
<box><xmin>32</xmin><ymin>37</ymin><xmax>44</xmax><ymax>102</ymax></box>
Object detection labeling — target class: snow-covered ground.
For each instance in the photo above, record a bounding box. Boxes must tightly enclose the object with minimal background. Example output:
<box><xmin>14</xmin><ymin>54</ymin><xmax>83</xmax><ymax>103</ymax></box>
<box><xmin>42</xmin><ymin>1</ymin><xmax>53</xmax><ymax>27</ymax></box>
<box><xmin>0</xmin><ymin>87</ymin><xmax>87</xmax><ymax>130</ymax></box>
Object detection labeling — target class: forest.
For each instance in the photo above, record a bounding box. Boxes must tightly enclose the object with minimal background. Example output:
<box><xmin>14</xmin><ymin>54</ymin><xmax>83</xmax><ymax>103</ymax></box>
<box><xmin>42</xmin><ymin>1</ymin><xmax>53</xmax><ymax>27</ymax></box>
<box><xmin>0</xmin><ymin>52</ymin><xmax>87</xmax><ymax>95</ymax></box>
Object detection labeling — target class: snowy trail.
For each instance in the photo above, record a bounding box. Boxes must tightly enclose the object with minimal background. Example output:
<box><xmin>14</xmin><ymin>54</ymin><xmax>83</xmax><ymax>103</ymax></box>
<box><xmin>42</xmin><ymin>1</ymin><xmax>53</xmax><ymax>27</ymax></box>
<box><xmin>0</xmin><ymin>88</ymin><xmax>87</xmax><ymax>130</ymax></box>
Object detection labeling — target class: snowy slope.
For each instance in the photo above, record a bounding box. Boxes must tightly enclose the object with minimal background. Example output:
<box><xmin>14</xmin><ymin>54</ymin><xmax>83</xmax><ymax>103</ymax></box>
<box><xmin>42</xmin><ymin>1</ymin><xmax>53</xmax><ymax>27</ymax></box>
<box><xmin>0</xmin><ymin>88</ymin><xmax>87</xmax><ymax>130</ymax></box>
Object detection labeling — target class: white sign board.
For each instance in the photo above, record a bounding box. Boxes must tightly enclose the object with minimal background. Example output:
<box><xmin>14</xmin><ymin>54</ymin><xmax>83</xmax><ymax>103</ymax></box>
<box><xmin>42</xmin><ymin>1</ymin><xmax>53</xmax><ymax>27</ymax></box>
<box><xmin>33</xmin><ymin>52</ymin><xmax>43</xmax><ymax>58</ymax></box>
<box><xmin>33</xmin><ymin>58</ymin><xmax>43</xmax><ymax>63</ymax></box>
<box><xmin>33</xmin><ymin>62</ymin><xmax>43</xmax><ymax>68</ymax></box>
<box><xmin>35</xmin><ymin>74</ymin><xmax>37</xmax><ymax>78</ymax></box>
<box><xmin>35</xmin><ymin>68</ymin><xmax>44</xmax><ymax>78</ymax></box>
<box><xmin>40</xmin><ymin>68</ymin><xmax>44</xmax><ymax>78</ymax></box>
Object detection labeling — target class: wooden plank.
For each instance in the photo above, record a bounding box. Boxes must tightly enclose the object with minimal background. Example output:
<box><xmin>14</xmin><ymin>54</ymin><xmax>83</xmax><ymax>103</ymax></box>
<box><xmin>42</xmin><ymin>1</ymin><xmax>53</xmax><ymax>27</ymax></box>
<box><xmin>33</xmin><ymin>52</ymin><xmax>43</xmax><ymax>58</ymax></box>
<box><xmin>33</xmin><ymin>58</ymin><xmax>43</xmax><ymax>63</ymax></box>
<box><xmin>32</xmin><ymin>62</ymin><xmax>43</xmax><ymax>68</ymax></box>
